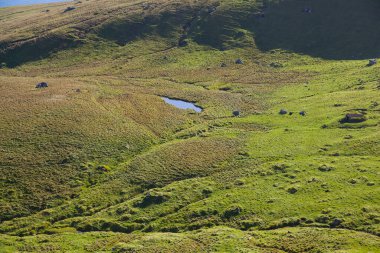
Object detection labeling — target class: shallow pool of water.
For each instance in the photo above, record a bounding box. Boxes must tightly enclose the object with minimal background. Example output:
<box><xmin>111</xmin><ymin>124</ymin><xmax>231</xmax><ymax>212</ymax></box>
<box><xmin>161</xmin><ymin>97</ymin><xmax>202</xmax><ymax>113</ymax></box>
<box><xmin>0</xmin><ymin>0</ymin><xmax>70</xmax><ymax>7</ymax></box>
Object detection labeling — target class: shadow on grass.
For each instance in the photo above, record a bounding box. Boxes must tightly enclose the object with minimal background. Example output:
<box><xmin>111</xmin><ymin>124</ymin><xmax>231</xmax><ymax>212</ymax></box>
<box><xmin>0</xmin><ymin>34</ymin><xmax>81</xmax><ymax>68</ymax></box>
<box><xmin>252</xmin><ymin>0</ymin><xmax>380</xmax><ymax>60</ymax></box>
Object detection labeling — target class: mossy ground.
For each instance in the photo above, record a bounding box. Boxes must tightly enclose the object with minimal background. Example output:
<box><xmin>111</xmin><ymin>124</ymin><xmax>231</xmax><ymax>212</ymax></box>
<box><xmin>0</xmin><ymin>0</ymin><xmax>379</xmax><ymax>252</ymax></box>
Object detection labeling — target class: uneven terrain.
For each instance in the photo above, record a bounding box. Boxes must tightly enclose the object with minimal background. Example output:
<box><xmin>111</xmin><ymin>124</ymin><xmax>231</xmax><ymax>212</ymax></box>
<box><xmin>0</xmin><ymin>0</ymin><xmax>379</xmax><ymax>252</ymax></box>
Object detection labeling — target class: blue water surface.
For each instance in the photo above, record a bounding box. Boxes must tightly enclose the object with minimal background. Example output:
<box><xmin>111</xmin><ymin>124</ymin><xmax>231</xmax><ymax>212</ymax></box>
<box><xmin>0</xmin><ymin>0</ymin><xmax>70</xmax><ymax>7</ymax></box>
<box><xmin>162</xmin><ymin>97</ymin><xmax>202</xmax><ymax>113</ymax></box>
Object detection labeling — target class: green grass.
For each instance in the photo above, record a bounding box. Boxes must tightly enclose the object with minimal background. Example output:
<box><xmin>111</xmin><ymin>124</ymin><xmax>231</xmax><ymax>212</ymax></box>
<box><xmin>1</xmin><ymin>226</ymin><xmax>379</xmax><ymax>252</ymax></box>
<box><xmin>0</xmin><ymin>0</ymin><xmax>379</xmax><ymax>251</ymax></box>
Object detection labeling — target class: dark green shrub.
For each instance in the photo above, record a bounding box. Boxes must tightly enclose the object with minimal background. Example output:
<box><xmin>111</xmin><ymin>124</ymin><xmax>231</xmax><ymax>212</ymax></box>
<box><xmin>76</xmin><ymin>219</ymin><xmax>143</xmax><ymax>233</ymax></box>
<box><xmin>318</xmin><ymin>165</ymin><xmax>334</xmax><ymax>172</ymax></box>
<box><xmin>135</xmin><ymin>190</ymin><xmax>171</xmax><ymax>208</ymax></box>
<box><xmin>161</xmin><ymin>226</ymin><xmax>180</xmax><ymax>233</ymax></box>
<box><xmin>223</xmin><ymin>204</ymin><xmax>243</xmax><ymax>219</ymax></box>
<box><xmin>315</xmin><ymin>215</ymin><xmax>331</xmax><ymax>224</ymax></box>
<box><xmin>96</xmin><ymin>165</ymin><xmax>111</xmax><ymax>172</ymax></box>
<box><xmin>202</xmin><ymin>187</ymin><xmax>213</xmax><ymax>196</ymax></box>
<box><xmin>190</xmin><ymin>208</ymin><xmax>218</xmax><ymax>218</ymax></box>
<box><xmin>188</xmin><ymin>218</ymin><xmax>217</xmax><ymax>231</ymax></box>
<box><xmin>234</xmin><ymin>179</ymin><xmax>245</xmax><ymax>186</ymax></box>
<box><xmin>239</xmin><ymin>218</ymin><xmax>263</xmax><ymax>230</ymax></box>
<box><xmin>119</xmin><ymin>214</ymin><xmax>132</xmax><ymax>221</ymax></box>
<box><xmin>268</xmin><ymin>217</ymin><xmax>301</xmax><ymax>229</ymax></box>
<box><xmin>134</xmin><ymin>216</ymin><xmax>151</xmax><ymax>223</ymax></box>
<box><xmin>287</xmin><ymin>187</ymin><xmax>298</xmax><ymax>194</ymax></box>
<box><xmin>330</xmin><ymin>218</ymin><xmax>343</xmax><ymax>228</ymax></box>
<box><xmin>272</xmin><ymin>164</ymin><xmax>289</xmax><ymax>173</ymax></box>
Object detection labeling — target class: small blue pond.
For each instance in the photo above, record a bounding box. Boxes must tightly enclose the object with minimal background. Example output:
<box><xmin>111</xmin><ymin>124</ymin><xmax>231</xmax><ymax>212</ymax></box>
<box><xmin>161</xmin><ymin>97</ymin><xmax>202</xmax><ymax>113</ymax></box>
<box><xmin>0</xmin><ymin>0</ymin><xmax>70</xmax><ymax>7</ymax></box>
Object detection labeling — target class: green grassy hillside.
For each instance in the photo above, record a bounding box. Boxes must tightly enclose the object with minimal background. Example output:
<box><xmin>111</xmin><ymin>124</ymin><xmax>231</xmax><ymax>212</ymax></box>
<box><xmin>0</xmin><ymin>0</ymin><xmax>379</xmax><ymax>252</ymax></box>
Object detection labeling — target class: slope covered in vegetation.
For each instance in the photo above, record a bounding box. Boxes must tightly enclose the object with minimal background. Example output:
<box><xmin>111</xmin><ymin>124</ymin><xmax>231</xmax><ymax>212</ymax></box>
<box><xmin>0</xmin><ymin>0</ymin><xmax>379</xmax><ymax>252</ymax></box>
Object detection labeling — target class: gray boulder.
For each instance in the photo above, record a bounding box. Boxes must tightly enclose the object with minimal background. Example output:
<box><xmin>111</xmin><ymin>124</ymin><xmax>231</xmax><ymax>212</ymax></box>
<box><xmin>368</xmin><ymin>59</ymin><xmax>377</xmax><ymax>66</ymax></box>
<box><xmin>36</xmin><ymin>82</ymin><xmax>48</xmax><ymax>88</ymax></box>
<box><xmin>63</xmin><ymin>6</ymin><xmax>76</xmax><ymax>13</ymax></box>
<box><xmin>233</xmin><ymin>111</ymin><xmax>240</xmax><ymax>117</ymax></box>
